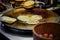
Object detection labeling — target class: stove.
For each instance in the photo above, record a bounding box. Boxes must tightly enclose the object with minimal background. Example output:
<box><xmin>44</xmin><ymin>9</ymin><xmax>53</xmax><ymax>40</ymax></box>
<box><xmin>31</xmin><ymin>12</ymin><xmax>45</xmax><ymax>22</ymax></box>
<box><xmin>0</xmin><ymin>22</ymin><xmax>33</xmax><ymax>40</ymax></box>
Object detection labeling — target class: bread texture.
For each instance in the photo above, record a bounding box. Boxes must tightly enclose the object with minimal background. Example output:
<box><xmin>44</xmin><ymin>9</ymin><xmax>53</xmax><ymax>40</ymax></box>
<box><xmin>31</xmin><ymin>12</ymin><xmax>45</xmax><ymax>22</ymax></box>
<box><xmin>17</xmin><ymin>14</ymin><xmax>42</xmax><ymax>24</ymax></box>
<box><xmin>2</xmin><ymin>16</ymin><xmax>17</xmax><ymax>24</ymax></box>
<box><xmin>22</xmin><ymin>1</ymin><xmax>34</xmax><ymax>8</ymax></box>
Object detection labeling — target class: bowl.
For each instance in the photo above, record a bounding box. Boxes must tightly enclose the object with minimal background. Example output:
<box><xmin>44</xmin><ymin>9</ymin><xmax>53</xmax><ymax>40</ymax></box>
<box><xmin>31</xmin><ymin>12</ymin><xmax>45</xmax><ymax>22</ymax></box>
<box><xmin>33</xmin><ymin>23</ymin><xmax>60</xmax><ymax>40</ymax></box>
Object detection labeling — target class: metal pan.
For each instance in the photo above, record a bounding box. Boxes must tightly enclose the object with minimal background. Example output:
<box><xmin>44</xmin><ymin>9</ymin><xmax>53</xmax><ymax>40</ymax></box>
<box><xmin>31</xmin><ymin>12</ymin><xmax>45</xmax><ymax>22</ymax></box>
<box><xmin>0</xmin><ymin>8</ymin><xmax>59</xmax><ymax>36</ymax></box>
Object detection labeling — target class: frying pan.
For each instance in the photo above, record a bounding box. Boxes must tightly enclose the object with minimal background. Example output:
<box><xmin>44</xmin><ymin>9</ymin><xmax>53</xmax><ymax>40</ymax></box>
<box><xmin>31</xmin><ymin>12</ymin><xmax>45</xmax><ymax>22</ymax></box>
<box><xmin>0</xmin><ymin>8</ymin><xmax>59</xmax><ymax>36</ymax></box>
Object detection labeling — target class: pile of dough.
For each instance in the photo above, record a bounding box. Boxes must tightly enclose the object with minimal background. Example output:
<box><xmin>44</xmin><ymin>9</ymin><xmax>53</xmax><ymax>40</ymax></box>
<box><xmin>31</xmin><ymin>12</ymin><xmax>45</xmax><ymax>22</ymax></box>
<box><xmin>2</xmin><ymin>16</ymin><xmax>17</xmax><ymax>24</ymax></box>
<box><xmin>22</xmin><ymin>1</ymin><xmax>34</xmax><ymax>8</ymax></box>
<box><xmin>17</xmin><ymin>14</ymin><xmax>42</xmax><ymax>24</ymax></box>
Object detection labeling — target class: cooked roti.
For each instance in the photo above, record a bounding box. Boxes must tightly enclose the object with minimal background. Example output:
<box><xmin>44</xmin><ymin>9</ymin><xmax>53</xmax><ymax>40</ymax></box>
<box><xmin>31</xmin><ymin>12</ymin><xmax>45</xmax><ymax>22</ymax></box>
<box><xmin>2</xmin><ymin>16</ymin><xmax>17</xmax><ymax>24</ymax></box>
<box><xmin>17</xmin><ymin>14</ymin><xmax>43</xmax><ymax>24</ymax></box>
